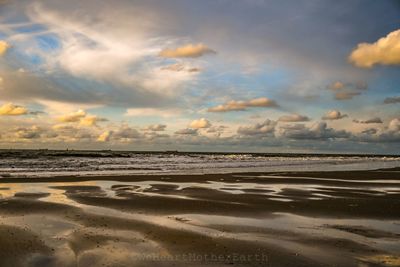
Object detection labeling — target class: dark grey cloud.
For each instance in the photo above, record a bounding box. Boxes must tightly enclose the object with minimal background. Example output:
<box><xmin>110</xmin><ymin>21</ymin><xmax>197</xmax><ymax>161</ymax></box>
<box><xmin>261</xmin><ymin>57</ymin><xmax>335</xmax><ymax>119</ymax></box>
<box><xmin>14</xmin><ymin>126</ymin><xmax>43</xmax><ymax>139</ymax></box>
<box><xmin>384</xmin><ymin>96</ymin><xmax>400</xmax><ymax>104</ymax></box>
<box><xmin>237</xmin><ymin>119</ymin><xmax>276</xmax><ymax>136</ymax></box>
<box><xmin>279</xmin><ymin>122</ymin><xmax>351</xmax><ymax>140</ymax></box>
<box><xmin>143</xmin><ymin>124</ymin><xmax>167</xmax><ymax>132</ymax></box>
<box><xmin>353</xmin><ymin>117</ymin><xmax>383</xmax><ymax>124</ymax></box>
<box><xmin>175</xmin><ymin>128</ymin><xmax>198</xmax><ymax>135</ymax></box>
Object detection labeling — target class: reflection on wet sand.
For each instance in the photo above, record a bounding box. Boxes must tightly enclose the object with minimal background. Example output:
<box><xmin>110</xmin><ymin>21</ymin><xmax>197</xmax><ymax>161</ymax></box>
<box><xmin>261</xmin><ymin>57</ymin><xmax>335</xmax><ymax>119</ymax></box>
<box><xmin>0</xmin><ymin>169</ymin><xmax>399</xmax><ymax>267</ymax></box>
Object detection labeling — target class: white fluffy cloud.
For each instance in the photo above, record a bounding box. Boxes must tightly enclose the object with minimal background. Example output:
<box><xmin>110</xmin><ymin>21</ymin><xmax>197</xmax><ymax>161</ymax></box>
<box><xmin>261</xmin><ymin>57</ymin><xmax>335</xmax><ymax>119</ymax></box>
<box><xmin>349</xmin><ymin>29</ymin><xmax>400</xmax><ymax>68</ymax></box>
<box><xmin>208</xmin><ymin>97</ymin><xmax>278</xmax><ymax>112</ymax></box>
<box><xmin>322</xmin><ymin>110</ymin><xmax>348</xmax><ymax>120</ymax></box>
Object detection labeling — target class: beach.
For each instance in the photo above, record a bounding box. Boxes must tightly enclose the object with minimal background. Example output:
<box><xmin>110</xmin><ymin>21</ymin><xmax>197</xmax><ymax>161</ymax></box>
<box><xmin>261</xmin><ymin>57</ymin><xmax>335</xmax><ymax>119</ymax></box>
<box><xmin>0</xmin><ymin>167</ymin><xmax>399</xmax><ymax>267</ymax></box>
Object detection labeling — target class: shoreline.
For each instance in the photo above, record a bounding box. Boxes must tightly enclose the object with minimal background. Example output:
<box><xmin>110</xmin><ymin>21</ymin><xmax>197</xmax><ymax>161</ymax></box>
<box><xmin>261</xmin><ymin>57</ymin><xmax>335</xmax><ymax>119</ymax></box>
<box><xmin>1</xmin><ymin>166</ymin><xmax>399</xmax><ymax>183</ymax></box>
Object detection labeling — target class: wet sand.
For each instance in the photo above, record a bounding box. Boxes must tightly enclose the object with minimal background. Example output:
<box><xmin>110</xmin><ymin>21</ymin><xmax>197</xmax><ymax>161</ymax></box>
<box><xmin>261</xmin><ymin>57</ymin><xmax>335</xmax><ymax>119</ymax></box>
<box><xmin>0</xmin><ymin>168</ymin><xmax>399</xmax><ymax>266</ymax></box>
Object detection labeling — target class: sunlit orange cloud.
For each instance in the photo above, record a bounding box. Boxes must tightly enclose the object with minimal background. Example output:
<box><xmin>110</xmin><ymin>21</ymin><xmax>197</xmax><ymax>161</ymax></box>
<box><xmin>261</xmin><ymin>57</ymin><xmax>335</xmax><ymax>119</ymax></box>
<box><xmin>349</xmin><ymin>29</ymin><xmax>400</xmax><ymax>68</ymax></box>
<box><xmin>159</xmin><ymin>43</ymin><xmax>215</xmax><ymax>58</ymax></box>
<box><xmin>208</xmin><ymin>97</ymin><xmax>278</xmax><ymax>112</ymax></box>
<box><xmin>0</xmin><ymin>40</ymin><xmax>9</xmax><ymax>55</ymax></box>
<box><xmin>0</xmin><ymin>102</ymin><xmax>28</xmax><ymax>116</ymax></box>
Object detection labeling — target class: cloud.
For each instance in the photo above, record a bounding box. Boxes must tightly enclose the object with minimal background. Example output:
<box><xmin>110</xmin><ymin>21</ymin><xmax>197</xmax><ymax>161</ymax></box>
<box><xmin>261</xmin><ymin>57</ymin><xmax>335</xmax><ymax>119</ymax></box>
<box><xmin>334</xmin><ymin>91</ymin><xmax>361</xmax><ymax>100</ymax></box>
<box><xmin>361</xmin><ymin>128</ymin><xmax>377</xmax><ymax>135</ymax></box>
<box><xmin>208</xmin><ymin>97</ymin><xmax>278</xmax><ymax>112</ymax></box>
<box><xmin>355</xmin><ymin>118</ymin><xmax>400</xmax><ymax>143</ymax></box>
<box><xmin>97</xmin><ymin>131</ymin><xmax>112</xmax><ymax>142</ymax></box>
<box><xmin>278</xmin><ymin>114</ymin><xmax>310</xmax><ymax>122</ymax></box>
<box><xmin>15</xmin><ymin>126</ymin><xmax>43</xmax><ymax>139</ymax></box>
<box><xmin>388</xmin><ymin>118</ymin><xmax>400</xmax><ymax>132</ymax></box>
<box><xmin>0</xmin><ymin>40</ymin><xmax>9</xmax><ymax>55</ymax></box>
<box><xmin>349</xmin><ymin>29</ymin><xmax>400</xmax><ymax>68</ymax></box>
<box><xmin>97</xmin><ymin>126</ymin><xmax>143</xmax><ymax>142</ymax></box>
<box><xmin>79</xmin><ymin>115</ymin><xmax>108</xmax><ymax>127</ymax></box>
<box><xmin>57</xmin><ymin>109</ymin><xmax>86</xmax><ymax>123</ymax></box>
<box><xmin>19</xmin><ymin>3</ymin><xmax>195</xmax><ymax>106</ymax></box>
<box><xmin>159</xmin><ymin>43</ymin><xmax>215</xmax><ymax>58</ymax></box>
<box><xmin>58</xmin><ymin>109</ymin><xmax>107</xmax><ymax>127</ymax></box>
<box><xmin>353</xmin><ymin>117</ymin><xmax>382</xmax><ymax>124</ymax></box>
<box><xmin>322</xmin><ymin>110</ymin><xmax>348</xmax><ymax>120</ymax></box>
<box><xmin>328</xmin><ymin>81</ymin><xmax>344</xmax><ymax>90</ymax></box>
<box><xmin>189</xmin><ymin>118</ymin><xmax>211</xmax><ymax>129</ymax></box>
<box><xmin>207</xmin><ymin>125</ymin><xmax>227</xmax><ymax>133</ymax></box>
<box><xmin>113</xmin><ymin>126</ymin><xmax>142</xmax><ymax>141</ymax></box>
<box><xmin>143</xmin><ymin>124</ymin><xmax>167</xmax><ymax>131</ymax></box>
<box><xmin>0</xmin><ymin>102</ymin><xmax>28</xmax><ymax>115</ymax></box>
<box><xmin>161</xmin><ymin>63</ymin><xmax>201</xmax><ymax>73</ymax></box>
<box><xmin>175</xmin><ymin>128</ymin><xmax>198</xmax><ymax>135</ymax></box>
<box><xmin>327</xmin><ymin>81</ymin><xmax>367</xmax><ymax>91</ymax></box>
<box><xmin>384</xmin><ymin>96</ymin><xmax>400</xmax><ymax>104</ymax></box>
<box><xmin>237</xmin><ymin>119</ymin><xmax>276</xmax><ymax>136</ymax></box>
<box><xmin>327</xmin><ymin>81</ymin><xmax>366</xmax><ymax>100</ymax></box>
<box><xmin>279</xmin><ymin>122</ymin><xmax>350</xmax><ymax>140</ymax></box>
<box><xmin>125</xmin><ymin>108</ymin><xmax>181</xmax><ymax>118</ymax></box>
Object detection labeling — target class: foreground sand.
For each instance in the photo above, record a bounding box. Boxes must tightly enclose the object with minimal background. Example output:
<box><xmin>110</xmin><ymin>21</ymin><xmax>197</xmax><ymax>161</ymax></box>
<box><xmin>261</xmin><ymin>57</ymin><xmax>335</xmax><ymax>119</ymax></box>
<box><xmin>0</xmin><ymin>168</ymin><xmax>399</xmax><ymax>267</ymax></box>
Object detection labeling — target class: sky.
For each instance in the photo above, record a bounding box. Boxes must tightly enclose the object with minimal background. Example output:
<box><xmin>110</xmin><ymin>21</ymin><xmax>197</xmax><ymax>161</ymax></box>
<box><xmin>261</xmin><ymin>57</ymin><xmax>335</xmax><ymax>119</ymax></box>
<box><xmin>0</xmin><ymin>0</ymin><xmax>399</xmax><ymax>154</ymax></box>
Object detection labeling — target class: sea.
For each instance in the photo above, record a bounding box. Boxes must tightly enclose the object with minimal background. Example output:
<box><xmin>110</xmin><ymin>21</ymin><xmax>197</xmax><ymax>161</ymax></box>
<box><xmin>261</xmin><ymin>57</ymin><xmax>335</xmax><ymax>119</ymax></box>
<box><xmin>0</xmin><ymin>149</ymin><xmax>399</xmax><ymax>178</ymax></box>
